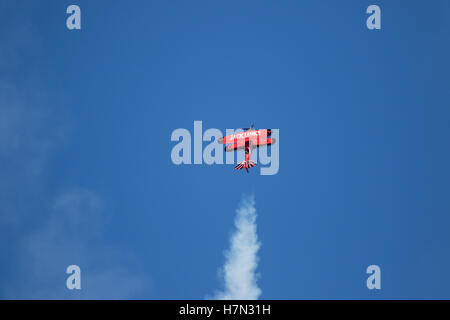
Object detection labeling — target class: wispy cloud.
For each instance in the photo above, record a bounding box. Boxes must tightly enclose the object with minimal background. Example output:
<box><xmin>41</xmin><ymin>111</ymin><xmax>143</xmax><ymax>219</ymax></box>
<box><xmin>6</xmin><ymin>189</ymin><xmax>150</xmax><ymax>299</ymax></box>
<box><xmin>0</xmin><ymin>6</ymin><xmax>151</xmax><ymax>299</ymax></box>
<box><xmin>214</xmin><ymin>195</ymin><xmax>262</xmax><ymax>300</ymax></box>
<box><xmin>0</xmin><ymin>6</ymin><xmax>67</xmax><ymax>228</ymax></box>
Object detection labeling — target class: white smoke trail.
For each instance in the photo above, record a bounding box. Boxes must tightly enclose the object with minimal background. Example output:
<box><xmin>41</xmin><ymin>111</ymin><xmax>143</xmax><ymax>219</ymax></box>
<box><xmin>215</xmin><ymin>195</ymin><xmax>261</xmax><ymax>300</ymax></box>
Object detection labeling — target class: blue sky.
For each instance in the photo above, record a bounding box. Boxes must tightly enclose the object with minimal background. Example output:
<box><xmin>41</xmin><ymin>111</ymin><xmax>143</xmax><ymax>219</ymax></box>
<box><xmin>1</xmin><ymin>0</ymin><xmax>450</xmax><ymax>299</ymax></box>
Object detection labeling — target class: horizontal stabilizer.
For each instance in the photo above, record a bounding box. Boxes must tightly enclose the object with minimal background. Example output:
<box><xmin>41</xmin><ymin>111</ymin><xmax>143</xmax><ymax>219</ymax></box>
<box><xmin>234</xmin><ymin>160</ymin><xmax>257</xmax><ymax>172</ymax></box>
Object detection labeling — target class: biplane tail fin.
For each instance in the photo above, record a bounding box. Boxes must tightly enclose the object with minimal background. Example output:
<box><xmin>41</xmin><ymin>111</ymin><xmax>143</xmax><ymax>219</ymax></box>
<box><xmin>234</xmin><ymin>160</ymin><xmax>257</xmax><ymax>172</ymax></box>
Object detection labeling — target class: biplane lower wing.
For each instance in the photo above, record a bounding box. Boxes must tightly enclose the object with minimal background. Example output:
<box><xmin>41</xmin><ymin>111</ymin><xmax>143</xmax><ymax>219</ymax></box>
<box><xmin>225</xmin><ymin>138</ymin><xmax>275</xmax><ymax>151</ymax></box>
<box><xmin>254</xmin><ymin>137</ymin><xmax>276</xmax><ymax>148</ymax></box>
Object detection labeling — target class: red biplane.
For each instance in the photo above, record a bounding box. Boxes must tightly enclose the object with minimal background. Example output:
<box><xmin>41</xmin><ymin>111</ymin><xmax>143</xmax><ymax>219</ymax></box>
<box><xmin>218</xmin><ymin>125</ymin><xmax>276</xmax><ymax>172</ymax></box>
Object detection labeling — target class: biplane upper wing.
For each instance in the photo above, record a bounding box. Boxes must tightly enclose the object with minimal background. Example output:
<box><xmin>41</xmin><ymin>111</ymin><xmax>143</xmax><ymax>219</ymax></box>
<box><xmin>218</xmin><ymin>134</ymin><xmax>237</xmax><ymax>145</ymax></box>
<box><xmin>218</xmin><ymin>129</ymin><xmax>270</xmax><ymax>145</ymax></box>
